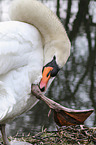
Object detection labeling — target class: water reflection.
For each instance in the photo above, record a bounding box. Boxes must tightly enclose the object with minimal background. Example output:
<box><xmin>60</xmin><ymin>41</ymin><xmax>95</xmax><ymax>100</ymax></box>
<box><xmin>0</xmin><ymin>0</ymin><xmax>96</xmax><ymax>136</ymax></box>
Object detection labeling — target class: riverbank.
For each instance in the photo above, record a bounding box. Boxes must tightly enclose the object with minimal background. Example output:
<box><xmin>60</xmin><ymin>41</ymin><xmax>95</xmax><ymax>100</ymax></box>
<box><xmin>0</xmin><ymin>125</ymin><xmax>95</xmax><ymax>145</ymax></box>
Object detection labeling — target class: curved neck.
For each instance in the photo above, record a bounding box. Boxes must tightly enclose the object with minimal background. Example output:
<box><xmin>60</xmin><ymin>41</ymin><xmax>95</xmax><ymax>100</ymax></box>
<box><xmin>10</xmin><ymin>0</ymin><xmax>70</xmax><ymax>67</ymax></box>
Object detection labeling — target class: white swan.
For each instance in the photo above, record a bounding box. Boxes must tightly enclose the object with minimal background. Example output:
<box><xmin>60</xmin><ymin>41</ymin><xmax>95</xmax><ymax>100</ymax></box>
<box><xmin>0</xmin><ymin>0</ymin><xmax>70</xmax><ymax>144</ymax></box>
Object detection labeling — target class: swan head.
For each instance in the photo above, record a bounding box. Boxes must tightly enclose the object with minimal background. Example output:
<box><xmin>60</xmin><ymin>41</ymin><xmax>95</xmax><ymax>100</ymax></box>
<box><xmin>40</xmin><ymin>56</ymin><xmax>60</xmax><ymax>92</ymax></box>
<box><xmin>39</xmin><ymin>40</ymin><xmax>70</xmax><ymax>92</ymax></box>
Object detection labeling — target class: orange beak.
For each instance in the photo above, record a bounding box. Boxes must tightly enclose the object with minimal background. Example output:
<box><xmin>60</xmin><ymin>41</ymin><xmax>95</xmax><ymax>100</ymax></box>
<box><xmin>40</xmin><ymin>67</ymin><xmax>53</xmax><ymax>91</ymax></box>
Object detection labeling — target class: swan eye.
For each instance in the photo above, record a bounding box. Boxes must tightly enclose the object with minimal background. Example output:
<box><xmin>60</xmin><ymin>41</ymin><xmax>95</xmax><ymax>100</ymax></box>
<box><xmin>47</xmin><ymin>71</ymin><xmax>51</xmax><ymax>77</ymax></box>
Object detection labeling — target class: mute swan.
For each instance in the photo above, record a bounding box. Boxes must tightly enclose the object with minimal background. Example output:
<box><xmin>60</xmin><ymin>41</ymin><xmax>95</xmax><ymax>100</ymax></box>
<box><xmin>0</xmin><ymin>0</ymin><xmax>70</xmax><ymax>144</ymax></box>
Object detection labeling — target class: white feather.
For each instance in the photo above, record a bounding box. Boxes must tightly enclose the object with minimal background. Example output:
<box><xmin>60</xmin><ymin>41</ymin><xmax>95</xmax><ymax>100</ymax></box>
<box><xmin>0</xmin><ymin>21</ymin><xmax>43</xmax><ymax>123</ymax></box>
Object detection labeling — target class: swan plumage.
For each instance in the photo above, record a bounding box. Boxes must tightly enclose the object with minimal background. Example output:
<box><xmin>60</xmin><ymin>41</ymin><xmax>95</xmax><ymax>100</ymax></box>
<box><xmin>0</xmin><ymin>21</ymin><xmax>43</xmax><ymax>123</ymax></box>
<box><xmin>0</xmin><ymin>0</ymin><xmax>70</xmax><ymax>144</ymax></box>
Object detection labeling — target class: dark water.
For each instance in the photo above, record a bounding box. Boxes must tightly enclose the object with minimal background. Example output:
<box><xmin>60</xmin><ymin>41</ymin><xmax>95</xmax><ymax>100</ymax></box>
<box><xmin>1</xmin><ymin>0</ymin><xmax>96</xmax><ymax>136</ymax></box>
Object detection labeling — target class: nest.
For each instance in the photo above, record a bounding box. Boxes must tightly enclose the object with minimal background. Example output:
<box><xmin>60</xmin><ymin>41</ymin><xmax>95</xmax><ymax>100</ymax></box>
<box><xmin>6</xmin><ymin>125</ymin><xmax>96</xmax><ymax>145</ymax></box>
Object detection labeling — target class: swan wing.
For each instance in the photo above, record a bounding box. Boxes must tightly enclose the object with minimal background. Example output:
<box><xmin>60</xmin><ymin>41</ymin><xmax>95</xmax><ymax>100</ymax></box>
<box><xmin>0</xmin><ymin>21</ymin><xmax>43</xmax><ymax>122</ymax></box>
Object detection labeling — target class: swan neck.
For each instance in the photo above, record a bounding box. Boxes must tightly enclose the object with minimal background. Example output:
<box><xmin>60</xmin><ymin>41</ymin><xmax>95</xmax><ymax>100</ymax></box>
<box><xmin>10</xmin><ymin>0</ymin><xmax>70</xmax><ymax>67</ymax></box>
<box><xmin>10</xmin><ymin>0</ymin><xmax>66</xmax><ymax>44</ymax></box>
